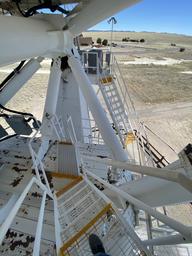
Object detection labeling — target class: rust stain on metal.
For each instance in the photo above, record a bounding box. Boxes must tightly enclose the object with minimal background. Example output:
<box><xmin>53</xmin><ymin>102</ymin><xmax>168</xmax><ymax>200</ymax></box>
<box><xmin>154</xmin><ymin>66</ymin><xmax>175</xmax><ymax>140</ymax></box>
<box><xmin>31</xmin><ymin>192</ymin><xmax>42</xmax><ymax>198</ymax></box>
<box><xmin>5</xmin><ymin>230</ymin><xmax>35</xmax><ymax>251</ymax></box>
<box><xmin>12</xmin><ymin>166</ymin><xmax>28</xmax><ymax>173</ymax></box>
<box><xmin>10</xmin><ymin>175</ymin><xmax>24</xmax><ymax>187</ymax></box>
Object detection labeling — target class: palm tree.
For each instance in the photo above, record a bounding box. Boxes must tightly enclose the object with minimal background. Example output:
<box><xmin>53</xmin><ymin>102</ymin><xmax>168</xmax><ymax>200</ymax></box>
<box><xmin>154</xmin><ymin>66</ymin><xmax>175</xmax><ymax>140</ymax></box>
<box><xmin>108</xmin><ymin>17</ymin><xmax>117</xmax><ymax>51</ymax></box>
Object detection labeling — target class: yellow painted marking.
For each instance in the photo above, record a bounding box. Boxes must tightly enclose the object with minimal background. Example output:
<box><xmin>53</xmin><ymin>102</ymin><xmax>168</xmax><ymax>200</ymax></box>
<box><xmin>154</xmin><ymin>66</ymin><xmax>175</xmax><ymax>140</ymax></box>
<box><xmin>60</xmin><ymin>204</ymin><xmax>112</xmax><ymax>255</ymax></box>
<box><xmin>51</xmin><ymin>172</ymin><xmax>78</xmax><ymax>180</ymax></box>
<box><xmin>100</xmin><ymin>76</ymin><xmax>113</xmax><ymax>85</ymax></box>
<box><xmin>59</xmin><ymin>141</ymin><xmax>73</xmax><ymax>145</ymax></box>
<box><xmin>56</xmin><ymin>176</ymin><xmax>83</xmax><ymax>197</ymax></box>
<box><xmin>125</xmin><ymin>132</ymin><xmax>135</xmax><ymax>146</ymax></box>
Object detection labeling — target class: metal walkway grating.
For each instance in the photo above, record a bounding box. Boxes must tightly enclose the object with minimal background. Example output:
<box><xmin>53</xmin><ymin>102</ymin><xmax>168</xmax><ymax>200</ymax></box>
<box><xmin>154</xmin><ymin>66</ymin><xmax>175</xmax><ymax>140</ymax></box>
<box><xmin>56</xmin><ymin>177</ymin><xmax>148</xmax><ymax>256</ymax></box>
<box><xmin>61</xmin><ymin>205</ymin><xmax>145</xmax><ymax>256</ymax></box>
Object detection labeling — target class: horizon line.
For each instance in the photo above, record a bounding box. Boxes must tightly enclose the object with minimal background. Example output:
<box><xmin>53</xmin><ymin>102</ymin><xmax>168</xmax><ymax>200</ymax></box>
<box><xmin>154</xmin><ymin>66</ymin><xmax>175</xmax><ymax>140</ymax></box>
<box><xmin>86</xmin><ymin>29</ymin><xmax>192</xmax><ymax>37</ymax></box>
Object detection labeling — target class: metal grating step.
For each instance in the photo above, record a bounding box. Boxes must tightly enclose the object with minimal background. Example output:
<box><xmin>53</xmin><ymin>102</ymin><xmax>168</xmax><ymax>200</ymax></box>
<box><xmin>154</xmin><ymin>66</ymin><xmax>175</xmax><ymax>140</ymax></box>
<box><xmin>98</xmin><ymin>71</ymin><xmax>133</xmax><ymax>146</ymax></box>
<box><xmin>57</xmin><ymin>178</ymin><xmax>85</xmax><ymax>200</ymax></box>
<box><xmin>59</xmin><ymin>202</ymin><xmax>147</xmax><ymax>256</ymax></box>
<box><xmin>60</xmin><ymin>199</ymin><xmax>107</xmax><ymax>242</ymax></box>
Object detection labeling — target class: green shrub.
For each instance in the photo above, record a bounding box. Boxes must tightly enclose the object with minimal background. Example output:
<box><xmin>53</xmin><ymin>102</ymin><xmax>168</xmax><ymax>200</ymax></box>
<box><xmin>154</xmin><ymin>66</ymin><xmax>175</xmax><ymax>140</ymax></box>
<box><xmin>96</xmin><ymin>38</ymin><xmax>102</xmax><ymax>44</ymax></box>
<box><xmin>102</xmin><ymin>39</ymin><xmax>108</xmax><ymax>46</ymax></box>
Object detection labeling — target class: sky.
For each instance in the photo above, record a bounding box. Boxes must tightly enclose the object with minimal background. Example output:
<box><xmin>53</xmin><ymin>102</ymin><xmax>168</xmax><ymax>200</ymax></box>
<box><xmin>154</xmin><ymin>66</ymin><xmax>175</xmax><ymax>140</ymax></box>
<box><xmin>90</xmin><ymin>0</ymin><xmax>192</xmax><ymax>36</ymax></box>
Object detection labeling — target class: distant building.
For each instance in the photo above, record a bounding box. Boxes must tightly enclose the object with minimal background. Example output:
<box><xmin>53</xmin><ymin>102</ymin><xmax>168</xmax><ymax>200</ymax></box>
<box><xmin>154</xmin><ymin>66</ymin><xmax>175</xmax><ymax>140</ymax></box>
<box><xmin>78</xmin><ymin>34</ymin><xmax>93</xmax><ymax>46</ymax></box>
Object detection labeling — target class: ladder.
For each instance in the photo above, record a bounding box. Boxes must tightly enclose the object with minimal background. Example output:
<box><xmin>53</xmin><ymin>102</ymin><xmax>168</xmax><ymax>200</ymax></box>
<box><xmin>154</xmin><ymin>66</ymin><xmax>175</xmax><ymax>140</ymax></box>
<box><xmin>55</xmin><ymin>175</ymin><xmax>149</xmax><ymax>256</ymax></box>
<box><xmin>99</xmin><ymin>74</ymin><xmax>134</xmax><ymax>148</ymax></box>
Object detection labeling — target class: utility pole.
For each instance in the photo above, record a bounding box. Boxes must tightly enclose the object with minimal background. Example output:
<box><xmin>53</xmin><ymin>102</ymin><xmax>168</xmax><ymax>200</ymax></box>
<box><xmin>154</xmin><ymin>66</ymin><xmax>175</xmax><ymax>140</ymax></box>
<box><xmin>108</xmin><ymin>16</ymin><xmax>117</xmax><ymax>53</ymax></box>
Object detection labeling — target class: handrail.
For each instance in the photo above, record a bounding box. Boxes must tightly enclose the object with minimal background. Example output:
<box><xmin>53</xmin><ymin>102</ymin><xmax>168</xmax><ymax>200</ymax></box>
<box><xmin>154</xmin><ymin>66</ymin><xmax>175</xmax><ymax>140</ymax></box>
<box><xmin>50</xmin><ymin>114</ymin><xmax>65</xmax><ymax>141</ymax></box>
<box><xmin>82</xmin><ymin>117</ymin><xmax>104</xmax><ymax>144</ymax></box>
<box><xmin>33</xmin><ymin>191</ymin><xmax>47</xmax><ymax>256</ymax></box>
<box><xmin>84</xmin><ymin>168</ymin><xmax>192</xmax><ymax>241</ymax></box>
<box><xmin>66</xmin><ymin>115</ymin><xmax>77</xmax><ymax>144</ymax></box>
<box><xmin>83</xmin><ymin>155</ymin><xmax>192</xmax><ymax>193</ymax></box>
<box><xmin>0</xmin><ymin>177</ymin><xmax>51</xmax><ymax>246</ymax></box>
<box><xmin>28</xmin><ymin>113</ymin><xmax>65</xmax><ymax>194</ymax></box>
<box><xmin>29</xmin><ymin>142</ymin><xmax>52</xmax><ymax>194</ymax></box>
<box><xmin>112</xmin><ymin>55</ymin><xmax>136</xmax><ymax>114</ymax></box>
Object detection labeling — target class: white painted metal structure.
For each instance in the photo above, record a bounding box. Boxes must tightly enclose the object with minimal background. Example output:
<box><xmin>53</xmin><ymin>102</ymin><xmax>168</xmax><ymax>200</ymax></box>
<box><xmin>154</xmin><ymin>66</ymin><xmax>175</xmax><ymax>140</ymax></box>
<box><xmin>0</xmin><ymin>0</ymin><xmax>191</xmax><ymax>255</ymax></box>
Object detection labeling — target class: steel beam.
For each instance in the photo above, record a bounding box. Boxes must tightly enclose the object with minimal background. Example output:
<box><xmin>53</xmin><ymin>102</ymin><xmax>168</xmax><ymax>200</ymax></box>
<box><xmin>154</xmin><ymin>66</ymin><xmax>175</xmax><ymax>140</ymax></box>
<box><xmin>0</xmin><ymin>16</ymin><xmax>73</xmax><ymax>66</ymax></box>
<box><xmin>0</xmin><ymin>57</ymin><xmax>43</xmax><ymax>105</ymax></box>
<box><xmin>43</xmin><ymin>58</ymin><xmax>61</xmax><ymax>118</ymax></box>
<box><xmin>83</xmin><ymin>156</ymin><xmax>192</xmax><ymax>193</ymax></box>
<box><xmin>143</xmin><ymin>234</ymin><xmax>192</xmax><ymax>246</ymax></box>
<box><xmin>68</xmin><ymin>55</ymin><xmax>128</xmax><ymax>162</ymax></box>
<box><xmin>85</xmin><ymin>168</ymin><xmax>192</xmax><ymax>240</ymax></box>
<box><xmin>0</xmin><ymin>16</ymin><xmax>55</xmax><ymax>66</ymax></box>
<box><xmin>68</xmin><ymin>0</ymin><xmax>141</xmax><ymax>35</ymax></box>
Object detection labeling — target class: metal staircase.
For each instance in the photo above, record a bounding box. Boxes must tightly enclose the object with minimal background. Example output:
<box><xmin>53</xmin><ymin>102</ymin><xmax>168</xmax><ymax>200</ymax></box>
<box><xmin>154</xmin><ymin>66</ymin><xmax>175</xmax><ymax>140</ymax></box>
<box><xmin>55</xmin><ymin>175</ymin><xmax>149</xmax><ymax>256</ymax></box>
<box><xmin>81</xmin><ymin>51</ymin><xmax>134</xmax><ymax>148</ymax></box>
<box><xmin>99</xmin><ymin>74</ymin><xmax>134</xmax><ymax>147</ymax></box>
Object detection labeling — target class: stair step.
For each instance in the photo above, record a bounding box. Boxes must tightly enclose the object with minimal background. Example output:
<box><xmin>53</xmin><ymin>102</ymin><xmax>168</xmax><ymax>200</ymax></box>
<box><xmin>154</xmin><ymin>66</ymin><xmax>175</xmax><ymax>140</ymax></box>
<box><xmin>56</xmin><ymin>175</ymin><xmax>148</xmax><ymax>256</ymax></box>
<box><xmin>109</xmin><ymin>98</ymin><xmax>120</xmax><ymax>105</ymax></box>
<box><xmin>104</xmin><ymin>86</ymin><xmax>116</xmax><ymax>93</ymax></box>
<box><xmin>58</xmin><ymin>190</ymin><xmax>99</xmax><ymax>218</ymax></box>
<box><xmin>58</xmin><ymin>184</ymin><xmax>91</xmax><ymax>208</ymax></box>
<box><xmin>60</xmin><ymin>199</ymin><xmax>107</xmax><ymax>241</ymax></box>
<box><xmin>56</xmin><ymin>176</ymin><xmax>83</xmax><ymax>197</ymax></box>
<box><xmin>115</xmin><ymin>108</ymin><xmax>126</xmax><ymax>116</ymax></box>
<box><xmin>60</xmin><ymin>204</ymin><xmax>112</xmax><ymax>254</ymax></box>
<box><xmin>113</xmin><ymin>108</ymin><xmax>124</xmax><ymax>115</ymax></box>
<box><xmin>100</xmin><ymin>76</ymin><xmax>113</xmax><ymax>85</ymax></box>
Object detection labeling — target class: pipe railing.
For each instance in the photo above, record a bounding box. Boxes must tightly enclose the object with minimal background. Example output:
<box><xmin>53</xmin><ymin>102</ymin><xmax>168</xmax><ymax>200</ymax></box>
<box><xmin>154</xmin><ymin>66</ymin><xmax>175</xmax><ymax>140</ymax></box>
<box><xmin>110</xmin><ymin>55</ymin><xmax>157</xmax><ymax>167</ymax></box>
<box><xmin>66</xmin><ymin>115</ymin><xmax>78</xmax><ymax>144</ymax></box>
<box><xmin>84</xmin><ymin>168</ymin><xmax>192</xmax><ymax>243</ymax></box>
<box><xmin>83</xmin><ymin>155</ymin><xmax>192</xmax><ymax>193</ymax></box>
<box><xmin>82</xmin><ymin>117</ymin><xmax>104</xmax><ymax>144</ymax></box>
<box><xmin>0</xmin><ymin>177</ymin><xmax>51</xmax><ymax>255</ymax></box>
<box><xmin>28</xmin><ymin>114</ymin><xmax>65</xmax><ymax>194</ymax></box>
<box><xmin>33</xmin><ymin>190</ymin><xmax>47</xmax><ymax>256</ymax></box>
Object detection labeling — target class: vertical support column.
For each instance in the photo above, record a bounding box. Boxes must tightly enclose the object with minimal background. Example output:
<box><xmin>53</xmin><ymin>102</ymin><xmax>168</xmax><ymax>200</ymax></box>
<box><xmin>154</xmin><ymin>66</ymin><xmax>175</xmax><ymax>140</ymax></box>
<box><xmin>43</xmin><ymin>58</ymin><xmax>61</xmax><ymax>118</ymax></box>
<box><xmin>37</xmin><ymin>58</ymin><xmax>62</xmax><ymax>162</ymax></box>
<box><xmin>68</xmin><ymin>55</ymin><xmax>128</xmax><ymax>162</ymax></box>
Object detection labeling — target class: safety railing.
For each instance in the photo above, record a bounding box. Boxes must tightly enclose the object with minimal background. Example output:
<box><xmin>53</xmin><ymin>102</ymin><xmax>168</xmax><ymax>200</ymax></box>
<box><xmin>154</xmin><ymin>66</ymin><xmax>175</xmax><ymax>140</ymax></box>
<box><xmin>81</xmin><ymin>51</ymin><xmax>133</xmax><ymax>146</ymax></box>
<box><xmin>66</xmin><ymin>115</ymin><xmax>78</xmax><ymax>144</ymax></box>
<box><xmin>67</xmin><ymin>113</ymin><xmax>104</xmax><ymax>145</ymax></box>
<box><xmin>154</xmin><ymin>244</ymin><xmax>192</xmax><ymax>256</ymax></box>
<box><xmin>50</xmin><ymin>114</ymin><xmax>65</xmax><ymax>141</ymax></box>
<box><xmin>0</xmin><ymin>177</ymin><xmax>52</xmax><ymax>256</ymax></box>
<box><xmin>28</xmin><ymin>114</ymin><xmax>65</xmax><ymax>193</ymax></box>
<box><xmin>57</xmin><ymin>173</ymin><xmax>150</xmax><ymax>256</ymax></box>
<box><xmin>135</xmin><ymin>122</ymin><xmax>157</xmax><ymax>168</ymax></box>
<box><xmin>60</xmin><ymin>204</ymin><xmax>149</xmax><ymax>256</ymax></box>
<box><xmin>81</xmin><ymin>51</ymin><xmax>174</xmax><ymax>168</ymax></box>
<box><xmin>82</xmin><ymin>117</ymin><xmax>104</xmax><ymax>145</ymax></box>
<box><xmin>84</xmin><ymin>168</ymin><xmax>192</xmax><ymax>247</ymax></box>
<box><xmin>111</xmin><ymin>55</ymin><xmax>136</xmax><ymax>116</ymax></box>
